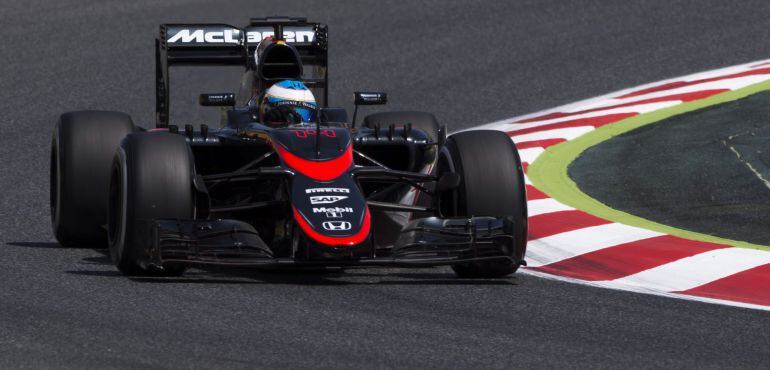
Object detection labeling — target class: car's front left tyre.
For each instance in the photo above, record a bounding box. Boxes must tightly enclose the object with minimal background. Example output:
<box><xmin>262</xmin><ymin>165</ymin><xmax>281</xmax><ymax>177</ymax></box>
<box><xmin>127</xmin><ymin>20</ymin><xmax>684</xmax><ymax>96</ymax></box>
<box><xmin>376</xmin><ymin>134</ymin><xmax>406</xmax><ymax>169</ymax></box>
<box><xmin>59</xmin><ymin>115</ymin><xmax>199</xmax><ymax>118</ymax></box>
<box><xmin>436</xmin><ymin>130</ymin><xmax>528</xmax><ymax>278</ymax></box>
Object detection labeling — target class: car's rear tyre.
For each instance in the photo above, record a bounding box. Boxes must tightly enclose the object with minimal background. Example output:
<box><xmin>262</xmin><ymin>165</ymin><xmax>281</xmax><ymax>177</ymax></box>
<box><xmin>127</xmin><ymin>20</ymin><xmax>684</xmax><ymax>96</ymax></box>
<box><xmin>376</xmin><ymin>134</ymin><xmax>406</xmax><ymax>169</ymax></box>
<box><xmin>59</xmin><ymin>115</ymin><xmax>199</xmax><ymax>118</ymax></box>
<box><xmin>108</xmin><ymin>132</ymin><xmax>194</xmax><ymax>276</ymax></box>
<box><xmin>363</xmin><ymin>111</ymin><xmax>441</xmax><ymax>142</ymax></box>
<box><xmin>50</xmin><ymin>111</ymin><xmax>135</xmax><ymax>247</ymax></box>
<box><xmin>437</xmin><ymin>130</ymin><xmax>528</xmax><ymax>278</ymax></box>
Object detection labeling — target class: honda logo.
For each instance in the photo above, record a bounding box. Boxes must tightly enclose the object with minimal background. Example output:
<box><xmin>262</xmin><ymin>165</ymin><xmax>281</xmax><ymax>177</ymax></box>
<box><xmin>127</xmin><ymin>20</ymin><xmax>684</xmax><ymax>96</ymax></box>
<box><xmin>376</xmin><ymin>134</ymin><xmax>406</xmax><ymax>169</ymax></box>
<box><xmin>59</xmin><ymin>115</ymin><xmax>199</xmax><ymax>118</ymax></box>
<box><xmin>322</xmin><ymin>221</ymin><xmax>351</xmax><ymax>231</ymax></box>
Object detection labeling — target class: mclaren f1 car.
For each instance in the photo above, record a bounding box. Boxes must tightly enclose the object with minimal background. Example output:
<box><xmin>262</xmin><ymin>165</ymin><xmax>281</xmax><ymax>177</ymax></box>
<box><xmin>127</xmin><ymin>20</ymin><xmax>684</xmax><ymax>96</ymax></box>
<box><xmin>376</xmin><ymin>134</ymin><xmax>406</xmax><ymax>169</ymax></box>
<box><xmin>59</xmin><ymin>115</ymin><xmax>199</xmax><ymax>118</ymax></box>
<box><xmin>49</xmin><ymin>17</ymin><xmax>528</xmax><ymax>277</ymax></box>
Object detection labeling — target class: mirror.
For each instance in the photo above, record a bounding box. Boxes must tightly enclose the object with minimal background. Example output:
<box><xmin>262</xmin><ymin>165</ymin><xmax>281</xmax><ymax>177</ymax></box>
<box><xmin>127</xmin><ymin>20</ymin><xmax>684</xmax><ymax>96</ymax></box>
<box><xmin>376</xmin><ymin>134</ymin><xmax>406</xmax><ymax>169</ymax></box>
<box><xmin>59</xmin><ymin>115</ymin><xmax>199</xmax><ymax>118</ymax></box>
<box><xmin>354</xmin><ymin>92</ymin><xmax>387</xmax><ymax>106</ymax></box>
<box><xmin>199</xmin><ymin>93</ymin><xmax>236</xmax><ymax>107</ymax></box>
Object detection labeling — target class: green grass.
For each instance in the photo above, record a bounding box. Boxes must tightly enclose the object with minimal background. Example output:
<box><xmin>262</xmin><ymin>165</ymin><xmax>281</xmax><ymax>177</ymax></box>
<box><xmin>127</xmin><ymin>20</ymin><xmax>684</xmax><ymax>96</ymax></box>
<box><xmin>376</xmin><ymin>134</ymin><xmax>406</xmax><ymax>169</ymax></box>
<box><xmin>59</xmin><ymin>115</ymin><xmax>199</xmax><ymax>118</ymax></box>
<box><xmin>526</xmin><ymin>79</ymin><xmax>770</xmax><ymax>252</ymax></box>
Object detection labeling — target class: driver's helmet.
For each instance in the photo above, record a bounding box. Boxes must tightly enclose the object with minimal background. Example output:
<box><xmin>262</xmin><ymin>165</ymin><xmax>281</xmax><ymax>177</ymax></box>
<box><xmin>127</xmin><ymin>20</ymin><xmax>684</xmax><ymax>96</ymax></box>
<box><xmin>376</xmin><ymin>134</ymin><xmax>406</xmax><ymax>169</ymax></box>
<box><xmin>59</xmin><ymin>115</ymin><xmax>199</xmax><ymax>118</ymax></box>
<box><xmin>259</xmin><ymin>80</ymin><xmax>317</xmax><ymax>126</ymax></box>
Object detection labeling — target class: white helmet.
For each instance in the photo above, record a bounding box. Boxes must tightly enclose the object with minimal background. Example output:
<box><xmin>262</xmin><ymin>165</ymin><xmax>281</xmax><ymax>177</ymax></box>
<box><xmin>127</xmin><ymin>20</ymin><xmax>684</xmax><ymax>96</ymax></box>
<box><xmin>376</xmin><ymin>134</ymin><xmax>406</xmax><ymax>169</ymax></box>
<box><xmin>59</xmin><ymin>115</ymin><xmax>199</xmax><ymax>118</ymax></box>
<box><xmin>259</xmin><ymin>80</ymin><xmax>317</xmax><ymax>126</ymax></box>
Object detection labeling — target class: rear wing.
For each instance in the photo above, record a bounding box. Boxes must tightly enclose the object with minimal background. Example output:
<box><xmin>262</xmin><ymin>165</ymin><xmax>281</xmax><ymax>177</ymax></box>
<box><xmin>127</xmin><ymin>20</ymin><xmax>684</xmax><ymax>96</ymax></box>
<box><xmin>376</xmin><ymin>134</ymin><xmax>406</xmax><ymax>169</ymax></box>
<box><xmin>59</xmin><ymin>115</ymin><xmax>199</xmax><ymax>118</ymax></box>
<box><xmin>155</xmin><ymin>17</ymin><xmax>328</xmax><ymax>127</ymax></box>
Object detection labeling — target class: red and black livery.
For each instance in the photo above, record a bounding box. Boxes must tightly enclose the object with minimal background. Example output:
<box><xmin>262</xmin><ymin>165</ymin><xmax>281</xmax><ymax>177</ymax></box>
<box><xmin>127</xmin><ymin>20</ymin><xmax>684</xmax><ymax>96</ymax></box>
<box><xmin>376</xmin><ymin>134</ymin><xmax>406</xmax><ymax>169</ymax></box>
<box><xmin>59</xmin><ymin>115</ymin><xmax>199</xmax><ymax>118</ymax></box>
<box><xmin>50</xmin><ymin>17</ymin><xmax>528</xmax><ymax>278</ymax></box>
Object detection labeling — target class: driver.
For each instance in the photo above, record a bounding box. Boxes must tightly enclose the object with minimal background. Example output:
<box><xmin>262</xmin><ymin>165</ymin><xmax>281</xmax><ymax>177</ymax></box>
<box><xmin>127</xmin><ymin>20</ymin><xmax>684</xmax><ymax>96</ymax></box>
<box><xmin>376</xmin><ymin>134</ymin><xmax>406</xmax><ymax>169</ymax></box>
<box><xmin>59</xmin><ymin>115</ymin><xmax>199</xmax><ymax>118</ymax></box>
<box><xmin>259</xmin><ymin>80</ymin><xmax>318</xmax><ymax>127</ymax></box>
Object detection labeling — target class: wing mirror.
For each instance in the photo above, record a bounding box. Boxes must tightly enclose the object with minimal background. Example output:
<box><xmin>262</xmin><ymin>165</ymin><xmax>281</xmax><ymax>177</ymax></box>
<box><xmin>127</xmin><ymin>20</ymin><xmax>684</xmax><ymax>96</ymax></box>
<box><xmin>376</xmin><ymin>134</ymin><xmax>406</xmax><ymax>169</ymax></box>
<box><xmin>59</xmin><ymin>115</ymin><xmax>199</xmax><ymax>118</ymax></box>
<box><xmin>199</xmin><ymin>93</ymin><xmax>236</xmax><ymax>107</ymax></box>
<box><xmin>352</xmin><ymin>91</ymin><xmax>387</xmax><ymax>128</ymax></box>
<box><xmin>354</xmin><ymin>92</ymin><xmax>388</xmax><ymax>105</ymax></box>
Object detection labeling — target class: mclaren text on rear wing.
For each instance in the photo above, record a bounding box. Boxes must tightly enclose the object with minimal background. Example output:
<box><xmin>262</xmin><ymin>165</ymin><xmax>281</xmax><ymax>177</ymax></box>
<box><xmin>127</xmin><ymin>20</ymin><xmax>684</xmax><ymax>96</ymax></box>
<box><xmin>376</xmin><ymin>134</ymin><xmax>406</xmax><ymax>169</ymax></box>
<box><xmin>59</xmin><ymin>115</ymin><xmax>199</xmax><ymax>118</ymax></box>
<box><xmin>155</xmin><ymin>17</ymin><xmax>328</xmax><ymax>127</ymax></box>
<box><xmin>165</xmin><ymin>26</ymin><xmax>316</xmax><ymax>45</ymax></box>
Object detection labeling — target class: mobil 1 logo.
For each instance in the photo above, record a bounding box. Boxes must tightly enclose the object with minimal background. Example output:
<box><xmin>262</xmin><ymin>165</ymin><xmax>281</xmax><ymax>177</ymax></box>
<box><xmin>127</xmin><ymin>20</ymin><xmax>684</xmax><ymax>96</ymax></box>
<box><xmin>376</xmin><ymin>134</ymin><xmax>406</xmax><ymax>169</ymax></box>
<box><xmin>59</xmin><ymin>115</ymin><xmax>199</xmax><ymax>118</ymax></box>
<box><xmin>313</xmin><ymin>207</ymin><xmax>353</xmax><ymax>219</ymax></box>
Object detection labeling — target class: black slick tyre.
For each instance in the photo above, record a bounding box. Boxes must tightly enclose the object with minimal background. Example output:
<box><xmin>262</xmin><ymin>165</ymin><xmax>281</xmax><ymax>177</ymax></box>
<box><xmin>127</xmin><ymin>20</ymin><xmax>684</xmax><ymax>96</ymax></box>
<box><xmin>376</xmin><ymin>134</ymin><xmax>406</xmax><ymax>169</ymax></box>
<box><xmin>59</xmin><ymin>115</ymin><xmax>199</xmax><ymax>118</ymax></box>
<box><xmin>437</xmin><ymin>130</ymin><xmax>528</xmax><ymax>278</ymax></box>
<box><xmin>50</xmin><ymin>111</ymin><xmax>135</xmax><ymax>247</ymax></box>
<box><xmin>108</xmin><ymin>132</ymin><xmax>194</xmax><ymax>276</ymax></box>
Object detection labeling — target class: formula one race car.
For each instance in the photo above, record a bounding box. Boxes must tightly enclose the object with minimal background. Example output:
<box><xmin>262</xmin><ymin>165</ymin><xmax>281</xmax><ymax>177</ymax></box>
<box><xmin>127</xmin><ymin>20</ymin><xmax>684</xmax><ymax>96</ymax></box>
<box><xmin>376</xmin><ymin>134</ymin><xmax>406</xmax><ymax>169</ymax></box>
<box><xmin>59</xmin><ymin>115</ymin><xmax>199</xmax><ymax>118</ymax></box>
<box><xmin>50</xmin><ymin>17</ymin><xmax>528</xmax><ymax>277</ymax></box>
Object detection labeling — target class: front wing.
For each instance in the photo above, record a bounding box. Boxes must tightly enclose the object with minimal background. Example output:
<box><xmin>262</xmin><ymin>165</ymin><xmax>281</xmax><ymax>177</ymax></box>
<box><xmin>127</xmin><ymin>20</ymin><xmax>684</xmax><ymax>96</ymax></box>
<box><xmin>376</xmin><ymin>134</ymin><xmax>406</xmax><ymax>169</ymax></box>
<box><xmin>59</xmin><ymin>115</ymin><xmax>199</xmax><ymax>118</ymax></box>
<box><xmin>145</xmin><ymin>216</ymin><xmax>525</xmax><ymax>269</ymax></box>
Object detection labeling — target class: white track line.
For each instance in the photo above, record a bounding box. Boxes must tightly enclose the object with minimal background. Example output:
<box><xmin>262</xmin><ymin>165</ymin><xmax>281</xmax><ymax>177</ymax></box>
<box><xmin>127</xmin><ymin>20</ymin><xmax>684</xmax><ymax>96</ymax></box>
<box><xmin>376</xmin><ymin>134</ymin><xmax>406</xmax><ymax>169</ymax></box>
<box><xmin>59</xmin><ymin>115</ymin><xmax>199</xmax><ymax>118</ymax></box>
<box><xmin>678</xmin><ymin>63</ymin><xmax>767</xmax><ymax>82</ymax></box>
<box><xmin>606</xmin><ymin>248</ymin><xmax>770</xmax><ymax>292</ymax></box>
<box><xmin>480</xmin><ymin>101</ymin><xmax>680</xmax><ymax>132</ymax></box>
<box><xmin>503</xmin><ymin>101</ymin><xmax>681</xmax><ymax>132</ymax></box>
<box><xmin>574</xmin><ymin>74</ymin><xmax>770</xmax><ymax>111</ymax></box>
<box><xmin>512</xmin><ymin>126</ymin><xmax>595</xmax><ymax>143</ymax></box>
<box><xmin>521</xmin><ymin>268</ymin><xmax>770</xmax><ymax>311</ymax></box>
<box><xmin>527</xmin><ymin>198</ymin><xmax>573</xmax><ymax>217</ymax></box>
<box><xmin>476</xmin><ymin>60</ymin><xmax>770</xmax><ymax>130</ymax></box>
<box><xmin>526</xmin><ymin>223</ymin><xmax>664</xmax><ymax>267</ymax></box>
<box><xmin>517</xmin><ymin>147</ymin><xmax>545</xmax><ymax>164</ymax></box>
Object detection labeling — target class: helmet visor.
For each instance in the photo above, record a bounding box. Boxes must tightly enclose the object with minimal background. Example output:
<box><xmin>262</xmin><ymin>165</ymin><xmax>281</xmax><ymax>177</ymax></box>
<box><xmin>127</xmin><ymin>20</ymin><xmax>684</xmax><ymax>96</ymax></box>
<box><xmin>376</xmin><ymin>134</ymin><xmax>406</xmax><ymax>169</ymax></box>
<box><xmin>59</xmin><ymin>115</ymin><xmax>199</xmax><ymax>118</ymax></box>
<box><xmin>268</xmin><ymin>99</ymin><xmax>317</xmax><ymax>123</ymax></box>
<box><xmin>292</xmin><ymin>106</ymin><xmax>317</xmax><ymax>122</ymax></box>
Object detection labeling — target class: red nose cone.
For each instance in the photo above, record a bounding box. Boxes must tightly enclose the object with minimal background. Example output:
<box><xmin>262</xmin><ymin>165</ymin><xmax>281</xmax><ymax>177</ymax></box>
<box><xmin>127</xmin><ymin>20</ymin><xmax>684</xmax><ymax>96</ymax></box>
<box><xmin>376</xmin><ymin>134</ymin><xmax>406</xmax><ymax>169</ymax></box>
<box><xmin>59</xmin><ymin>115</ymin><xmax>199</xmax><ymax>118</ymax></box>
<box><xmin>273</xmin><ymin>143</ymin><xmax>353</xmax><ymax>181</ymax></box>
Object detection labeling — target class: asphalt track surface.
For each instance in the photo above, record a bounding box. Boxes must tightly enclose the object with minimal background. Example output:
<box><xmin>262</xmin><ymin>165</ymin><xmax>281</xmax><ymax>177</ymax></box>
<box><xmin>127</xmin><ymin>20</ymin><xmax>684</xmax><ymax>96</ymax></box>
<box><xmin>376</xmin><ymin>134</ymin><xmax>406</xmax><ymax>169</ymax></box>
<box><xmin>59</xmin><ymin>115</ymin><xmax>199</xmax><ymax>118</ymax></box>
<box><xmin>2</xmin><ymin>0</ymin><xmax>770</xmax><ymax>368</ymax></box>
<box><xmin>572</xmin><ymin>90</ymin><xmax>770</xmax><ymax>247</ymax></box>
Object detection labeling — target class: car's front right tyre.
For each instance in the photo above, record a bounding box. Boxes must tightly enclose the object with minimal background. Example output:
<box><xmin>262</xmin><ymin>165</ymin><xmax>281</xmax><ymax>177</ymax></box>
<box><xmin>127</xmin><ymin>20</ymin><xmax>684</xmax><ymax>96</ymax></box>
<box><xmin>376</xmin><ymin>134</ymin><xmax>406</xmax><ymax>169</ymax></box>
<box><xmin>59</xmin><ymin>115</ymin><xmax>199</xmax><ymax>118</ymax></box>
<box><xmin>108</xmin><ymin>132</ymin><xmax>195</xmax><ymax>276</ymax></box>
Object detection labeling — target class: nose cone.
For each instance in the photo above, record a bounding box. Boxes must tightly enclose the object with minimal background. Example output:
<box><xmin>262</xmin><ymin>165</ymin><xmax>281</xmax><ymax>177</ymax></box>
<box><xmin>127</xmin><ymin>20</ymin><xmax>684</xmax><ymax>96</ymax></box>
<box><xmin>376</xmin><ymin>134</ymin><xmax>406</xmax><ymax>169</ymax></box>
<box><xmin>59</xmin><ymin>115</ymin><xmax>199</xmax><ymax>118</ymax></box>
<box><xmin>290</xmin><ymin>175</ymin><xmax>371</xmax><ymax>247</ymax></box>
